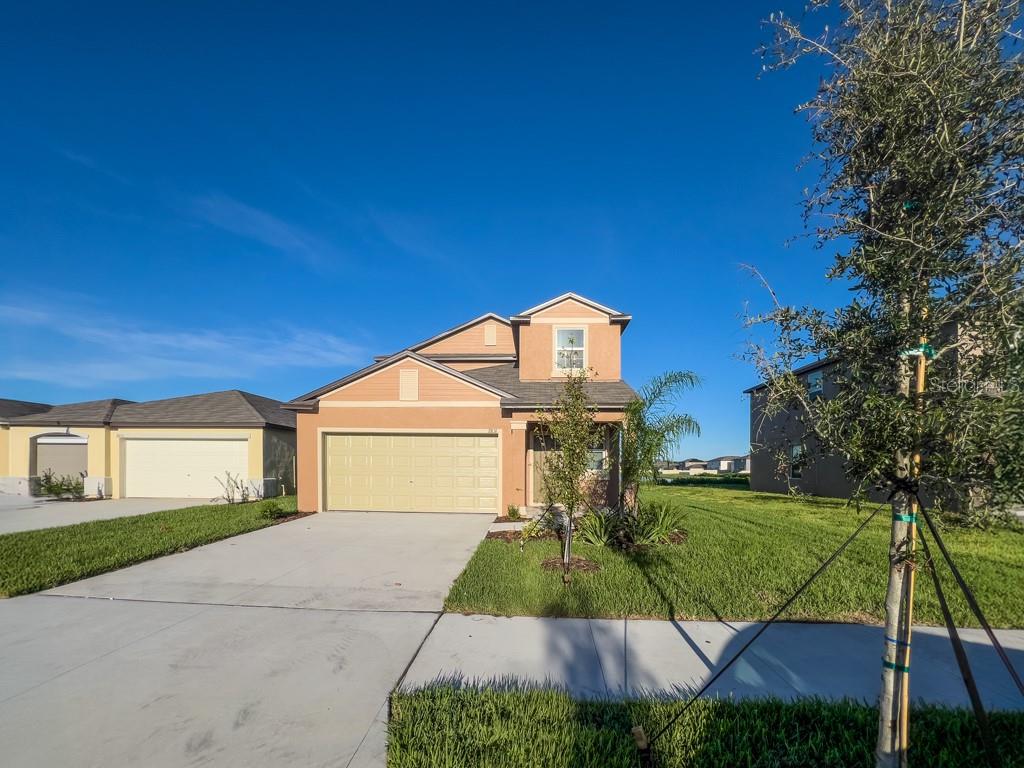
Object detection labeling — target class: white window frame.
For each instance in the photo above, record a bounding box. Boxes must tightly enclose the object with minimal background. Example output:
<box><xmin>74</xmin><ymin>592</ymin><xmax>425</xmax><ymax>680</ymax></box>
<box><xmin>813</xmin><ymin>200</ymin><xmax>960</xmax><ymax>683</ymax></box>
<box><xmin>552</xmin><ymin>326</ymin><xmax>587</xmax><ymax>375</ymax></box>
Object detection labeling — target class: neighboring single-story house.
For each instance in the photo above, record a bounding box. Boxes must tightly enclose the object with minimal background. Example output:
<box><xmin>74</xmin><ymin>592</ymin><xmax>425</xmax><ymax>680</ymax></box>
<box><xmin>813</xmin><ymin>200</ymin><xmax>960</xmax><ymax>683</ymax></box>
<box><xmin>0</xmin><ymin>398</ymin><xmax>54</xmax><ymax>495</ymax></box>
<box><xmin>1</xmin><ymin>390</ymin><xmax>296</xmax><ymax>499</ymax></box>
<box><xmin>706</xmin><ymin>455</ymin><xmax>743</xmax><ymax>473</ymax></box>
<box><xmin>285</xmin><ymin>292</ymin><xmax>637</xmax><ymax>514</ymax></box>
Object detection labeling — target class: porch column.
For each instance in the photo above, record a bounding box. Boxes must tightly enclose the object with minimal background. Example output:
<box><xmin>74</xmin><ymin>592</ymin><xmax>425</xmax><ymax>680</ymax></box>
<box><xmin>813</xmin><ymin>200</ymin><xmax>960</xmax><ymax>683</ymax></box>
<box><xmin>506</xmin><ymin>420</ymin><xmax>528</xmax><ymax>509</ymax></box>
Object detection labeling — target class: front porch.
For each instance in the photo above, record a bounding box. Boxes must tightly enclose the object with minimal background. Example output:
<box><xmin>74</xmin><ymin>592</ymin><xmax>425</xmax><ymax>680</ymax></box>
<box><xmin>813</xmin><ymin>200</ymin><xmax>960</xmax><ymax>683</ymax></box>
<box><xmin>517</xmin><ymin>421</ymin><xmax>621</xmax><ymax>511</ymax></box>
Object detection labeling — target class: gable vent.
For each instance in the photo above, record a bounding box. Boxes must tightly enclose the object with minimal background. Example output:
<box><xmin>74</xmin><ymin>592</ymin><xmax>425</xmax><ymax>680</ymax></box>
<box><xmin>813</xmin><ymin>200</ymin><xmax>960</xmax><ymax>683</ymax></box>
<box><xmin>399</xmin><ymin>369</ymin><xmax>419</xmax><ymax>401</ymax></box>
<box><xmin>484</xmin><ymin>323</ymin><xmax>497</xmax><ymax>346</ymax></box>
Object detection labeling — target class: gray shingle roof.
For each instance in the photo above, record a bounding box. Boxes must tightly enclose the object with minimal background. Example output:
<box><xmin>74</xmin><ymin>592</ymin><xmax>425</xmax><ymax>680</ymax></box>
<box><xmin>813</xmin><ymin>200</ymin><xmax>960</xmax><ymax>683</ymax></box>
<box><xmin>462</xmin><ymin>364</ymin><xmax>637</xmax><ymax>408</ymax></box>
<box><xmin>8</xmin><ymin>398</ymin><xmax>133</xmax><ymax>426</ymax></box>
<box><xmin>0</xmin><ymin>398</ymin><xmax>52</xmax><ymax>422</ymax></box>
<box><xmin>111</xmin><ymin>390</ymin><xmax>295</xmax><ymax>429</ymax></box>
<box><xmin>6</xmin><ymin>391</ymin><xmax>295</xmax><ymax>429</ymax></box>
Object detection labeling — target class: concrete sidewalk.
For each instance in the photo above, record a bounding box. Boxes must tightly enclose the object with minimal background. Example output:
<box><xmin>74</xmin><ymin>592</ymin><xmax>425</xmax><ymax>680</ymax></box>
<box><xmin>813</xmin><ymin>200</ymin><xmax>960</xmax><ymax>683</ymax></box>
<box><xmin>403</xmin><ymin>614</ymin><xmax>1024</xmax><ymax>711</ymax></box>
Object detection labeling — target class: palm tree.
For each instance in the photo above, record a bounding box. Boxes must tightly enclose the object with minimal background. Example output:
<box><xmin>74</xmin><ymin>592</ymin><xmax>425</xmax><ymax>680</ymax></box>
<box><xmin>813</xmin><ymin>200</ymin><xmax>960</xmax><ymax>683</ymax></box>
<box><xmin>619</xmin><ymin>371</ymin><xmax>701</xmax><ymax>511</ymax></box>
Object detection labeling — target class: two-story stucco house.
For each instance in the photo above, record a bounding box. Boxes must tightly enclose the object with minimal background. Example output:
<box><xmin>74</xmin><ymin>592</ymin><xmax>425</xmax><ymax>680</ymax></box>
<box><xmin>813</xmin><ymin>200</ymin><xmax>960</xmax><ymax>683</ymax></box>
<box><xmin>285</xmin><ymin>293</ymin><xmax>636</xmax><ymax>514</ymax></box>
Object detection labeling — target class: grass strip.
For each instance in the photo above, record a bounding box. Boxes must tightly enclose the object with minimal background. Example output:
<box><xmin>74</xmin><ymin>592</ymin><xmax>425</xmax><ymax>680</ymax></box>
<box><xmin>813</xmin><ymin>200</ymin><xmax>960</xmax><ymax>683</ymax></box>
<box><xmin>0</xmin><ymin>496</ymin><xmax>298</xmax><ymax>597</ymax></box>
<box><xmin>388</xmin><ymin>684</ymin><xmax>1024</xmax><ymax>767</ymax></box>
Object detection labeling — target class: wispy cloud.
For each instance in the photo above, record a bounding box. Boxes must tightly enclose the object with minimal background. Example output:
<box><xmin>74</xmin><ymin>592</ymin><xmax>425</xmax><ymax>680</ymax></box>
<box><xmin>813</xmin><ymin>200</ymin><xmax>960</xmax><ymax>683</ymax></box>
<box><xmin>56</xmin><ymin>148</ymin><xmax>132</xmax><ymax>185</ymax></box>
<box><xmin>192</xmin><ymin>193</ymin><xmax>341</xmax><ymax>268</ymax></box>
<box><xmin>368</xmin><ymin>209</ymin><xmax>457</xmax><ymax>267</ymax></box>
<box><xmin>0</xmin><ymin>301</ymin><xmax>365</xmax><ymax>386</ymax></box>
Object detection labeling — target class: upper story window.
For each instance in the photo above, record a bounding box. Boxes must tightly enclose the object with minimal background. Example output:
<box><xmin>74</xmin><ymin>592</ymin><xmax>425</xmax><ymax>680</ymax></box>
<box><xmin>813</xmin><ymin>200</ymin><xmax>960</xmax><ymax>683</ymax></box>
<box><xmin>555</xmin><ymin>328</ymin><xmax>586</xmax><ymax>373</ymax></box>
<box><xmin>806</xmin><ymin>370</ymin><xmax>824</xmax><ymax>399</ymax></box>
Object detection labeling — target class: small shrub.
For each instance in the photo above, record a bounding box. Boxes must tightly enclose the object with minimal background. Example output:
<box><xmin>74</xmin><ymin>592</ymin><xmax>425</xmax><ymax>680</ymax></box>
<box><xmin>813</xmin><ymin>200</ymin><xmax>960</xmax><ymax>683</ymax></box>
<box><xmin>259</xmin><ymin>499</ymin><xmax>291</xmax><ymax>520</ymax></box>
<box><xmin>626</xmin><ymin>501</ymin><xmax>685</xmax><ymax>546</ymax></box>
<box><xmin>38</xmin><ymin>470</ymin><xmax>86</xmax><ymax>500</ymax></box>
<box><xmin>576</xmin><ymin>509</ymin><xmax>620</xmax><ymax>546</ymax></box>
<box><xmin>506</xmin><ymin>503</ymin><xmax>521</xmax><ymax>521</ymax></box>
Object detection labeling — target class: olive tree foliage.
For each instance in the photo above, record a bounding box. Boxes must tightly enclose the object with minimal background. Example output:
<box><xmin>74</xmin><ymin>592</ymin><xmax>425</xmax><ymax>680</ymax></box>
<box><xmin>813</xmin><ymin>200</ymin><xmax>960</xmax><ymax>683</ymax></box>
<box><xmin>752</xmin><ymin>0</ymin><xmax>1024</xmax><ymax>525</ymax></box>
<box><xmin>619</xmin><ymin>371</ymin><xmax>702</xmax><ymax>512</ymax></box>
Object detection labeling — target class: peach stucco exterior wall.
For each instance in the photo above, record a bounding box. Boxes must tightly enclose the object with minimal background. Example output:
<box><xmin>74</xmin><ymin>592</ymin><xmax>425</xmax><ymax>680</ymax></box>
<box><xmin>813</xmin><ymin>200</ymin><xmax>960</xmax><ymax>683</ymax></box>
<box><xmin>295</xmin><ymin>406</ymin><xmax>625</xmax><ymax>513</ymax></box>
<box><xmin>517</xmin><ymin>320</ymin><xmax>622</xmax><ymax>381</ymax></box>
<box><xmin>295</xmin><ymin>406</ymin><xmax>523</xmax><ymax>512</ymax></box>
<box><xmin>417</xmin><ymin>319</ymin><xmax>515</xmax><ymax>355</ymax></box>
<box><xmin>321</xmin><ymin>359</ymin><xmax>502</xmax><ymax>403</ymax></box>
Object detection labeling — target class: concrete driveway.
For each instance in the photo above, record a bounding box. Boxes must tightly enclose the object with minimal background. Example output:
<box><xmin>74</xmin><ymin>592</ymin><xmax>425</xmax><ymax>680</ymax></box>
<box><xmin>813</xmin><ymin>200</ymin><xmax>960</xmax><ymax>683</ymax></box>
<box><xmin>0</xmin><ymin>511</ymin><xmax>491</xmax><ymax>767</ymax></box>
<box><xmin>0</xmin><ymin>495</ymin><xmax>201</xmax><ymax>534</ymax></box>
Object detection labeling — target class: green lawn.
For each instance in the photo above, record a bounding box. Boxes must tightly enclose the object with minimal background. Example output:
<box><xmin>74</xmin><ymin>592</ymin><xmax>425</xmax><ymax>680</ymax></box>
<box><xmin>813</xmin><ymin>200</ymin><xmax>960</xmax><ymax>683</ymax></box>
<box><xmin>389</xmin><ymin>685</ymin><xmax>1024</xmax><ymax>768</ymax></box>
<box><xmin>444</xmin><ymin>486</ymin><xmax>1024</xmax><ymax>627</ymax></box>
<box><xmin>0</xmin><ymin>496</ymin><xmax>298</xmax><ymax>597</ymax></box>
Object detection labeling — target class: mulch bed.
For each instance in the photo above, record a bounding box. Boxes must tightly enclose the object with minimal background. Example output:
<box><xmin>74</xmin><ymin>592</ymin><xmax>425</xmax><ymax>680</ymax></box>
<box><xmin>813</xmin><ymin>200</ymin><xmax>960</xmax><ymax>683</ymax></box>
<box><xmin>541</xmin><ymin>556</ymin><xmax>601</xmax><ymax>573</ymax></box>
<box><xmin>485</xmin><ymin>529</ymin><xmax>558</xmax><ymax>542</ymax></box>
<box><xmin>272</xmin><ymin>510</ymin><xmax>317</xmax><ymax>524</ymax></box>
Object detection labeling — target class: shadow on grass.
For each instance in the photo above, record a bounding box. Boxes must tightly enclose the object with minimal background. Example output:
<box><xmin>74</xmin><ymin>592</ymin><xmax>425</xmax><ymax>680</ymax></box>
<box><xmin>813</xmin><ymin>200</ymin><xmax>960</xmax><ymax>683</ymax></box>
<box><xmin>388</xmin><ymin>675</ymin><xmax>1024</xmax><ymax>767</ymax></box>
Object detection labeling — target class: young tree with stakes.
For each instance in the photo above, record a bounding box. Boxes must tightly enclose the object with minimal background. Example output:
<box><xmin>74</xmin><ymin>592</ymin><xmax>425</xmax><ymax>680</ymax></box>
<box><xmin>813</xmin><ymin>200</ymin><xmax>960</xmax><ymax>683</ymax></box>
<box><xmin>756</xmin><ymin>2</ymin><xmax>1024</xmax><ymax>766</ymax></box>
<box><xmin>536</xmin><ymin>366</ymin><xmax>599</xmax><ymax>584</ymax></box>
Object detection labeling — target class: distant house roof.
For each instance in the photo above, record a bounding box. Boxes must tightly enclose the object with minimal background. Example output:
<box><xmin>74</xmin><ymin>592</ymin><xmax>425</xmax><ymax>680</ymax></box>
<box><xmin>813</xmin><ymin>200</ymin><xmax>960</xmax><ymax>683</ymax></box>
<box><xmin>707</xmin><ymin>455</ymin><xmax>743</xmax><ymax>463</ymax></box>
<box><xmin>6</xmin><ymin>391</ymin><xmax>295</xmax><ymax>429</ymax></box>
<box><xmin>111</xmin><ymin>390</ymin><xmax>295</xmax><ymax>429</ymax></box>
<box><xmin>0</xmin><ymin>398</ymin><xmax>52</xmax><ymax>423</ymax></box>
<box><xmin>7</xmin><ymin>398</ymin><xmax>133</xmax><ymax>427</ymax></box>
<box><xmin>462</xmin><ymin>363</ymin><xmax>637</xmax><ymax>409</ymax></box>
<box><xmin>744</xmin><ymin>357</ymin><xmax>838</xmax><ymax>394</ymax></box>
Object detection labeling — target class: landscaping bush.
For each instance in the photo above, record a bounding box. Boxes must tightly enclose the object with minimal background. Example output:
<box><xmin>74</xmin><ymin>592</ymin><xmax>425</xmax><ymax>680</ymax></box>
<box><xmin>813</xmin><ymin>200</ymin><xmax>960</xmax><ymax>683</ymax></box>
<box><xmin>38</xmin><ymin>469</ymin><xmax>86</xmax><ymax>500</ymax></box>
<box><xmin>576</xmin><ymin>509</ymin><xmax>619</xmax><ymax>546</ymax></box>
<box><xmin>625</xmin><ymin>501</ymin><xmax>685</xmax><ymax>546</ymax></box>
<box><xmin>389</xmin><ymin>684</ymin><xmax>1024</xmax><ymax>767</ymax></box>
<box><xmin>259</xmin><ymin>499</ymin><xmax>292</xmax><ymax>520</ymax></box>
<box><xmin>506</xmin><ymin>503</ymin><xmax>521</xmax><ymax>521</ymax></box>
<box><xmin>574</xmin><ymin>502</ymin><xmax>685</xmax><ymax>549</ymax></box>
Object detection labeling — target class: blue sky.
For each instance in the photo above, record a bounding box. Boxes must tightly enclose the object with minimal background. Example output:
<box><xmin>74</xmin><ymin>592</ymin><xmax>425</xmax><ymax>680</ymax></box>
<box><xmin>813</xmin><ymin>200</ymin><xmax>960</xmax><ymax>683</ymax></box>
<box><xmin>0</xmin><ymin>1</ymin><xmax>849</xmax><ymax>459</ymax></box>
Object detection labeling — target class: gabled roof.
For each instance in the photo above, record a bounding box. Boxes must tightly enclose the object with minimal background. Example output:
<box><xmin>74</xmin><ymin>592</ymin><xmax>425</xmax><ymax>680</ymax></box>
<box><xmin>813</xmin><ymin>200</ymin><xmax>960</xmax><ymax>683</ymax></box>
<box><xmin>511</xmin><ymin>292</ymin><xmax>632</xmax><ymax>327</ymax></box>
<box><xmin>110</xmin><ymin>390</ymin><xmax>295</xmax><ymax>429</ymax></box>
<box><xmin>462</xmin><ymin>363</ymin><xmax>637</xmax><ymax>410</ymax></box>
<box><xmin>8</xmin><ymin>398</ymin><xmax>133</xmax><ymax>427</ymax></box>
<box><xmin>408</xmin><ymin>312</ymin><xmax>511</xmax><ymax>353</ymax></box>
<box><xmin>284</xmin><ymin>350</ymin><xmax>516</xmax><ymax>410</ymax></box>
<box><xmin>0</xmin><ymin>397</ymin><xmax>52</xmax><ymax>423</ymax></box>
<box><xmin>373</xmin><ymin>353</ymin><xmax>516</xmax><ymax>363</ymax></box>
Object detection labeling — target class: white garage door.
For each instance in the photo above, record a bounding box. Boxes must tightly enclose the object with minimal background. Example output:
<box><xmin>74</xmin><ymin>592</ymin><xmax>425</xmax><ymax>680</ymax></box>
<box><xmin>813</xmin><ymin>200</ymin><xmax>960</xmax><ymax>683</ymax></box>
<box><xmin>324</xmin><ymin>433</ymin><xmax>499</xmax><ymax>513</ymax></box>
<box><xmin>123</xmin><ymin>439</ymin><xmax>249</xmax><ymax>498</ymax></box>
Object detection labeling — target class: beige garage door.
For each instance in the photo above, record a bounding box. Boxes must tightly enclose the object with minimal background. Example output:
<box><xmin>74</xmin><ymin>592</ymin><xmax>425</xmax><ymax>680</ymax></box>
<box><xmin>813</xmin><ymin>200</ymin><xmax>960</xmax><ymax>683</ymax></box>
<box><xmin>324</xmin><ymin>433</ymin><xmax>499</xmax><ymax>513</ymax></box>
<box><xmin>123</xmin><ymin>439</ymin><xmax>249</xmax><ymax>498</ymax></box>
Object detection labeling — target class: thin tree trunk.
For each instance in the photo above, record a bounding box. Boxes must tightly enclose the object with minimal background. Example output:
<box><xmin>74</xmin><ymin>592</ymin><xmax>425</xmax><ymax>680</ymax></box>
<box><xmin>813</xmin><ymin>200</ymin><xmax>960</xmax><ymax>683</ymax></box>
<box><xmin>876</xmin><ymin>488</ymin><xmax>912</xmax><ymax>767</ymax></box>
<box><xmin>562</xmin><ymin>511</ymin><xmax>573</xmax><ymax>585</ymax></box>
<box><xmin>877</xmin><ymin>333</ymin><xmax>915</xmax><ymax>767</ymax></box>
